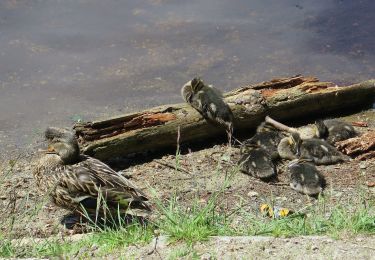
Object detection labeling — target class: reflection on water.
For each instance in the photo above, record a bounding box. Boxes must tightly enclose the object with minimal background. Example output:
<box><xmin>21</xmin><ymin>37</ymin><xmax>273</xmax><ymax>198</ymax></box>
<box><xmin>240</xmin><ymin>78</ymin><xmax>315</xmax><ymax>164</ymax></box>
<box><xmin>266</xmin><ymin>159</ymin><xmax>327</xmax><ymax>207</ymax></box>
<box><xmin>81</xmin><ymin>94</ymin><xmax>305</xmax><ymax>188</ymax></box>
<box><xmin>0</xmin><ymin>0</ymin><xmax>374</xmax><ymax>152</ymax></box>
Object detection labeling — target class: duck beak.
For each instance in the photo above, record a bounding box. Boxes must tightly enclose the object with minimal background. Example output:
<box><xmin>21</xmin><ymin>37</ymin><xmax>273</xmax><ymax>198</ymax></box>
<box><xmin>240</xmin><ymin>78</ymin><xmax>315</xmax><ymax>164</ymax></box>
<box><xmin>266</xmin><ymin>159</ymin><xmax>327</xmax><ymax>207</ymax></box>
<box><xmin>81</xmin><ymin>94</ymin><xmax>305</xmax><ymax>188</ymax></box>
<box><xmin>38</xmin><ymin>146</ymin><xmax>56</xmax><ymax>154</ymax></box>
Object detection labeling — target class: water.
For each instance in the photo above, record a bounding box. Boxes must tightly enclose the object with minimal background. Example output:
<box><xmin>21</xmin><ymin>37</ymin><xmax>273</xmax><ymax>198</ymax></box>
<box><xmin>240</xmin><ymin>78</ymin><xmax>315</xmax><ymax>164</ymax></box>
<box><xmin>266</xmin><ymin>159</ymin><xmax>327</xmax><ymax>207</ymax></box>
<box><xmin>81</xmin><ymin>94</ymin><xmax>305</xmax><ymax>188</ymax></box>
<box><xmin>0</xmin><ymin>0</ymin><xmax>374</xmax><ymax>153</ymax></box>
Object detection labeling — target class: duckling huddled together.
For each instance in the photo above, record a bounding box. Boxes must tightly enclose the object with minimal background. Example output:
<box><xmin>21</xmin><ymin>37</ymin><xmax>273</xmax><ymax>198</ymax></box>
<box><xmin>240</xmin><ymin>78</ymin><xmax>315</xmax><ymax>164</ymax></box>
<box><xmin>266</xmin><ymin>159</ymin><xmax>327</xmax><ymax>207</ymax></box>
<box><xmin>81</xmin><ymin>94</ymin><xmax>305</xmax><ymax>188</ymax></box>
<box><xmin>238</xmin><ymin>123</ymin><xmax>284</xmax><ymax>180</ymax></box>
<box><xmin>179</xmin><ymin>78</ymin><xmax>355</xmax><ymax>196</ymax></box>
<box><xmin>241</xmin><ymin>119</ymin><xmax>355</xmax><ymax>196</ymax></box>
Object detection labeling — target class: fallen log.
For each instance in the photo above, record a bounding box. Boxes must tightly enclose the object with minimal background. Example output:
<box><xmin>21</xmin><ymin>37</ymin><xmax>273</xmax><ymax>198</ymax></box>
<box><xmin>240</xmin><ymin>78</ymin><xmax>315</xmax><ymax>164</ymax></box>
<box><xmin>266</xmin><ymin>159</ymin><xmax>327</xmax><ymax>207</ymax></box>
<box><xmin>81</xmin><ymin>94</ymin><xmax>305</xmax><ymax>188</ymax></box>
<box><xmin>73</xmin><ymin>75</ymin><xmax>375</xmax><ymax>160</ymax></box>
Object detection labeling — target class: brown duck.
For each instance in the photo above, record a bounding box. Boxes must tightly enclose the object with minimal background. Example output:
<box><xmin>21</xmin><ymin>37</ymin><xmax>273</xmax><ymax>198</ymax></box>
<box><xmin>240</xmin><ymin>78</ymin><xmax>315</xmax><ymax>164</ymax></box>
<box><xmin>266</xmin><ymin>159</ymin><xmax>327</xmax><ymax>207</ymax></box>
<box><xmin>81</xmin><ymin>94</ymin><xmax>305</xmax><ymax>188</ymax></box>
<box><xmin>33</xmin><ymin>127</ymin><xmax>151</xmax><ymax>220</ymax></box>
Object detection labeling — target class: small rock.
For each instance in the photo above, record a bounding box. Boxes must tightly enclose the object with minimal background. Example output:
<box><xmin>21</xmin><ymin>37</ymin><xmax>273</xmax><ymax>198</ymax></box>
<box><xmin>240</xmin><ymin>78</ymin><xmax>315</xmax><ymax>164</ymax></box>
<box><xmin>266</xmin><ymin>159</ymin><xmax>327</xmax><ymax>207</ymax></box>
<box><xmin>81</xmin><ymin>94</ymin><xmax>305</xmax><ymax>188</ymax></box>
<box><xmin>247</xmin><ymin>191</ymin><xmax>259</xmax><ymax>197</ymax></box>
<box><xmin>276</xmin><ymin>196</ymin><xmax>288</xmax><ymax>201</ymax></box>
<box><xmin>359</xmin><ymin>163</ymin><xmax>367</xmax><ymax>169</ymax></box>
<box><xmin>334</xmin><ymin>191</ymin><xmax>343</xmax><ymax>197</ymax></box>
<box><xmin>200</xmin><ymin>253</ymin><xmax>211</xmax><ymax>260</ymax></box>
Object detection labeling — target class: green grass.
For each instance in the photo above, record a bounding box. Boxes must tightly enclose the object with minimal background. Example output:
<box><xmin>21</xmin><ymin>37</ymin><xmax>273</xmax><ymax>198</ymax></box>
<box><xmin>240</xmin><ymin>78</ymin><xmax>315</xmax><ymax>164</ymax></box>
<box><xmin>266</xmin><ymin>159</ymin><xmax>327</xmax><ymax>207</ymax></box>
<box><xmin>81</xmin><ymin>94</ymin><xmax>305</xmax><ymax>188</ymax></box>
<box><xmin>1</xmin><ymin>193</ymin><xmax>374</xmax><ymax>258</ymax></box>
<box><xmin>238</xmin><ymin>195</ymin><xmax>375</xmax><ymax>238</ymax></box>
<box><xmin>155</xmin><ymin>195</ymin><xmax>233</xmax><ymax>244</ymax></box>
<box><xmin>153</xmin><ymin>192</ymin><xmax>374</xmax><ymax>243</ymax></box>
<box><xmin>0</xmin><ymin>222</ymin><xmax>154</xmax><ymax>258</ymax></box>
<box><xmin>1</xmin><ymin>154</ymin><xmax>374</xmax><ymax>258</ymax></box>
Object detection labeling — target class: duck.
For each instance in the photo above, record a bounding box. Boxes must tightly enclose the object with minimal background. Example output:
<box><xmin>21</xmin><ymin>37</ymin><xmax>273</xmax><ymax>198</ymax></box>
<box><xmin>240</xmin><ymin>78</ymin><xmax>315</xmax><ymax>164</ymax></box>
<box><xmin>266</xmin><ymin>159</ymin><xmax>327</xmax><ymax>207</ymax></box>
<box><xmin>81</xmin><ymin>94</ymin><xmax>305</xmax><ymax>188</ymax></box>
<box><xmin>238</xmin><ymin>143</ymin><xmax>276</xmax><ymax>179</ymax></box>
<box><xmin>277</xmin><ymin>135</ymin><xmax>298</xmax><ymax>160</ymax></box>
<box><xmin>181</xmin><ymin>77</ymin><xmax>234</xmax><ymax>142</ymax></box>
<box><xmin>288</xmin><ymin>158</ymin><xmax>325</xmax><ymax>196</ymax></box>
<box><xmin>277</xmin><ymin>132</ymin><xmax>350</xmax><ymax>165</ymax></box>
<box><xmin>33</xmin><ymin>127</ymin><xmax>151</xmax><ymax>222</ymax></box>
<box><xmin>242</xmin><ymin>122</ymin><xmax>284</xmax><ymax>160</ymax></box>
<box><xmin>314</xmin><ymin>119</ymin><xmax>357</xmax><ymax>144</ymax></box>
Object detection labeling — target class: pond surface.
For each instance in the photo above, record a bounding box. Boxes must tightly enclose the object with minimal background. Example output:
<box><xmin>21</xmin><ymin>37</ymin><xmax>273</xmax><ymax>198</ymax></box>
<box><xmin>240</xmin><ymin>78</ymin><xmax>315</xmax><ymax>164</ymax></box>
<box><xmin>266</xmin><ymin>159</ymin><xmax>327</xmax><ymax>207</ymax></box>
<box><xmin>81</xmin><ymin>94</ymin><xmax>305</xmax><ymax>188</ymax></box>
<box><xmin>0</xmin><ymin>0</ymin><xmax>374</xmax><ymax>153</ymax></box>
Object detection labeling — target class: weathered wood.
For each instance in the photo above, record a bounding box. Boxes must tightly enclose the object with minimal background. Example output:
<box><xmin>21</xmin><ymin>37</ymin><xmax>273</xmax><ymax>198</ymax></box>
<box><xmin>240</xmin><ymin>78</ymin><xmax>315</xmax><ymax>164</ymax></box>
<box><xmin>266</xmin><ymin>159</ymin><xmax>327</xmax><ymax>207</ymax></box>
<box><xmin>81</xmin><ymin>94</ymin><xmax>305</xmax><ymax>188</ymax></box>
<box><xmin>265</xmin><ymin>116</ymin><xmax>298</xmax><ymax>133</ymax></box>
<box><xmin>336</xmin><ymin>130</ymin><xmax>375</xmax><ymax>160</ymax></box>
<box><xmin>73</xmin><ymin>76</ymin><xmax>375</xmax><ymax>160</ymax></box>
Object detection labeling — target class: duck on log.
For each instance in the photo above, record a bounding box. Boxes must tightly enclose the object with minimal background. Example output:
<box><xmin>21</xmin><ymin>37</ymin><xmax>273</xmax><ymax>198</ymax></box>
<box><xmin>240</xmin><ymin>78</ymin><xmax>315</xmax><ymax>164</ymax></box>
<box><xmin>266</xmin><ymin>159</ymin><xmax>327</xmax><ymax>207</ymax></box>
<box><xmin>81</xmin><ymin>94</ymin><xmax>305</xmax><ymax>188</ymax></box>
<box><xmin>73</xmin><ymin>75</ymin><xmax>375</xmax><ymax>160</ymax></box>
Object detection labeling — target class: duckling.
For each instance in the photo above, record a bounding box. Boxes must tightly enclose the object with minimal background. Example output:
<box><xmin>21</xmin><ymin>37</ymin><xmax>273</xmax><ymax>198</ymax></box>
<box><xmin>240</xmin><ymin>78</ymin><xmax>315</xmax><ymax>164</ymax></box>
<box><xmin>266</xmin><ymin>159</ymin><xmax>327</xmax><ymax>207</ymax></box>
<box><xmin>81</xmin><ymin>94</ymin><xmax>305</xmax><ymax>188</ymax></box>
<box><xmin>277</xmin><ymin>135</ymin><xmax>298</xmax><ymax>160</ymax></box>
<box><xmin>314</xmin><ymin>119</ymin><xmax>357</xmax><ymax>144</ymax></box>
<box><xmin>278</xmin><ymin>132</ymin><xmax>350</xmax><ymax>165</ymax></box>
<box><xmin>181</xmin><ymin>77</ymin><xmax>234</xmax><ymax>142</ymax></box>
<box><xmin>288</xmin><ymin>158</ymin><xmax>325</xmax><ymax>196</ymax></box>
<box><xmin>238</xmin><ymin>143</ymin><xmax>276</xmax><ymax>179</ymax></box>
<box><xmin>33</xmin><ymin>127</ymin><xmax>151</xmax><ymax>221</ymax></box>
<box><xmin>242</xmin><ymin>122</ymin><xmax>284</xmax><ymax>160</ymax></box>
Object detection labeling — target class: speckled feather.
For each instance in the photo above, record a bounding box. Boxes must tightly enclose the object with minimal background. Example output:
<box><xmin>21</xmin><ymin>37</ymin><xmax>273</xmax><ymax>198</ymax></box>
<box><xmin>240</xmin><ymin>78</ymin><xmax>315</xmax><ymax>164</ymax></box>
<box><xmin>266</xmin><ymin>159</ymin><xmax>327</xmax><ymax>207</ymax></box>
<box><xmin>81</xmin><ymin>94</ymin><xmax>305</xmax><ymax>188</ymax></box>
<box><xmin>298</xmin><ymin>138</ymin><xmax>350</xmax><ymax>165</ymax></box>
<box><xmin>181</xmin><ymin>78</ymin><xmax>234</xmax><ymax>131</ymax></box>
<box><xmin>238</xmin><ymin>145</ymin><xmax>276</xmax><ymax>179</ymax></box>
<box><xmin>278</xmin><ymin>133</ymin><xmax>350</xmax><ymax>165</ymax></box>
<box><xmin>242</xmin><ymin>123</ymin><xmax>284</xmax><ymax>159</ymax></box>
<box><xmin>34</xmin><ymin>154</ymin><xmax>150</xmax><ymax>217</ymax></box>
<box><xmin>288</xmin><ymin>160</ymin><xmax>325</xmax><ymax>195</ymax></box>
<box><xmin>315</xmin><ymin>119</ymin><xmax>357</xmax><ymax>144</ymax></box>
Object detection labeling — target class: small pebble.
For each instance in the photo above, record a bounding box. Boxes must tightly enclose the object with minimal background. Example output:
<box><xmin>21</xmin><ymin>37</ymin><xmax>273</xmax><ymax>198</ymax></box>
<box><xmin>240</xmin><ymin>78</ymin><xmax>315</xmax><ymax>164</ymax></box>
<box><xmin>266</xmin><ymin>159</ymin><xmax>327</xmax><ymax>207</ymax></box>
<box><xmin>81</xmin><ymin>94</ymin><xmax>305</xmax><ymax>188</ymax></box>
<box><xmin>200</xmin><ymin>253</ymin><xmax>211</xmax><ymax>260</ymax></box>
<box><xmin>247</xmin><ymin>191</ymin><xmax>259</xmax><ymax>197</ymax></box>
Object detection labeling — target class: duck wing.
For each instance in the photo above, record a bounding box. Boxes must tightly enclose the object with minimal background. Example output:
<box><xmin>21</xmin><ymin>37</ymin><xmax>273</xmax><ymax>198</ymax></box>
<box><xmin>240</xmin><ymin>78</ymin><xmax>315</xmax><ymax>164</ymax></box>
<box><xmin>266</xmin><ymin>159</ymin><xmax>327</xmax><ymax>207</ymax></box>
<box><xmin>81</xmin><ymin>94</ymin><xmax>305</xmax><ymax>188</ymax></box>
<box><xmin>301</xmin><ymin>139</ymin><xmax>349</xmax><ymax>165</ymax></box>
<box><xmin>55</xmin><ymin>156</ymin><xmax>150</xmax><ymax>216</ymax></box>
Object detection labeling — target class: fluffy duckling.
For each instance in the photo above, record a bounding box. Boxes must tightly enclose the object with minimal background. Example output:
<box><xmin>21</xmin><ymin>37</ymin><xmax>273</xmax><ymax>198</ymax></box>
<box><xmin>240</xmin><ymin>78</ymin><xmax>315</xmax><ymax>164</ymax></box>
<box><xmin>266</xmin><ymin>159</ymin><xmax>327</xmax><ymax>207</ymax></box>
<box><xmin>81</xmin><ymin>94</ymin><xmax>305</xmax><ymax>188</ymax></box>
<box><xmin>277</xmin><ymin>135</ymin><xmax>298</xmax><ymax>160</ymax></box>
<box><xmin>278</xmin><ymin>132</ymin><xmax>350</xmax><ymax>165</ymax></box>
<box><xmin>314</xmin><ymin>119</ymin><xmax>357</xmax><ymax>144</ymax></box>
<box><xmin>238</xmin><ymin>143</ymin><xmax>276</xmax><ymax>179</ymax></box>
<box><xmin>181</xmin><ymin>78</ymin><xmax>234</xmax><ymax>142</ymax></box>
<box><xmin>33</xmin><ymin>127</ymin><xmax>151</xmax><ymax>220</ymax></box>
<box><xmin>242</xmin><ymin>122</ymin><xmax>284</xmax><ymax>160</ymax></box>
<box><xmin>288</xmin><ymin>158</ymin><xmax>325</xmax><ymax>196</ymax></box>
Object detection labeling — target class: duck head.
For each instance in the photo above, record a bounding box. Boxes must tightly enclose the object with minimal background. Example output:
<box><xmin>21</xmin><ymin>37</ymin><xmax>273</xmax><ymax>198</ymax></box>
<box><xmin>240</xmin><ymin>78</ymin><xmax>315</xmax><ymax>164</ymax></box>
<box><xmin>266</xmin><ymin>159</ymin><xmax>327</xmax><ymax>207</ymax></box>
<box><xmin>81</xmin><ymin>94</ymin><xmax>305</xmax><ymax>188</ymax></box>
<box><xmin>43</xmin><ymin>127</ymin><xmax>80</xmax><ymax>165</ymax></box>
<box><xmin>314</xmin><ymin>120</ymin><xmax>328</xmax><ymax>139</ymax></box>
<box><xmin>289</xmin><ymin>132</ymin><xmax>302</xmax><ymax>156</ymax></box>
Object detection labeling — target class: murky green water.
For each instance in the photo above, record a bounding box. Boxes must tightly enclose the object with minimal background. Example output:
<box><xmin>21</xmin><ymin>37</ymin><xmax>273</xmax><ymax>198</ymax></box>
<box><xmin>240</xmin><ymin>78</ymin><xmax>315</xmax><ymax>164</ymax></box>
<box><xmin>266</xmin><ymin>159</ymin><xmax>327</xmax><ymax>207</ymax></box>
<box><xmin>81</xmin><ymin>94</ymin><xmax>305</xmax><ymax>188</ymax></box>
<box><xmin>0</xmin><ymin>0</ymin><xmax>374</xmax><ymax>152</ymax></box>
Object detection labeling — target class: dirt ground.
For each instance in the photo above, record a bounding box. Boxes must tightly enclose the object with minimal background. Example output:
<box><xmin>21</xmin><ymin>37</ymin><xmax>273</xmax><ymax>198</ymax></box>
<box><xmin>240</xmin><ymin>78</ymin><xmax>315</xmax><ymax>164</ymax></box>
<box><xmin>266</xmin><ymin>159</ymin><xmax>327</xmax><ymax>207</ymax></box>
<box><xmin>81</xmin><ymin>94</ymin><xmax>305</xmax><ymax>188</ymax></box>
<box><xmin>117</xmin><ymin>235</ymin><xmax>375</xmax><ymax>259</ymax></box>
<box><xmin>0</xmin><ymin>109</ymin><xmax>374</xmax><ymax>256</ymax></box>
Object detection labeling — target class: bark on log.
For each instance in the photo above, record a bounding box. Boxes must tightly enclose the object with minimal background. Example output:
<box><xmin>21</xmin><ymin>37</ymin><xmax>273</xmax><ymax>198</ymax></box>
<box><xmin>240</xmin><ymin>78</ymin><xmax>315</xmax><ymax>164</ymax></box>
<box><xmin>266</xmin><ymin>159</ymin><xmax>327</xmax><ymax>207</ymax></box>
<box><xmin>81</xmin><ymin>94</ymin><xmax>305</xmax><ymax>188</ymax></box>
<box><xmin>336</xmin><ymin>130</ymin><xmax>375</xmax><ymax>160</ymax></box>
<box><xmin>73</xmin><ymin>75</ymin><xmax>375</xmax><ymax>160</ymax></box>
